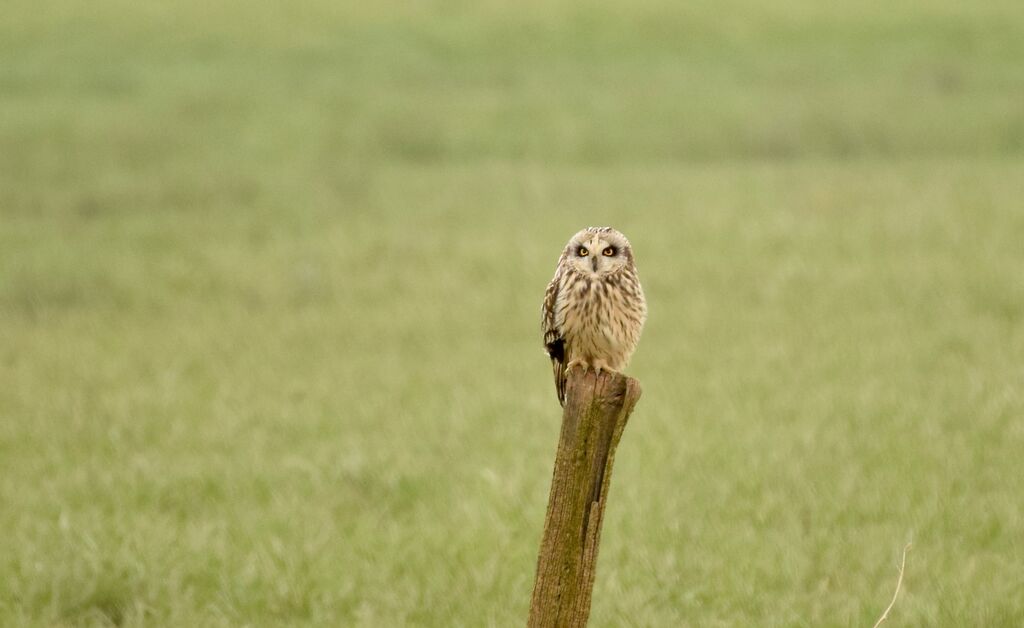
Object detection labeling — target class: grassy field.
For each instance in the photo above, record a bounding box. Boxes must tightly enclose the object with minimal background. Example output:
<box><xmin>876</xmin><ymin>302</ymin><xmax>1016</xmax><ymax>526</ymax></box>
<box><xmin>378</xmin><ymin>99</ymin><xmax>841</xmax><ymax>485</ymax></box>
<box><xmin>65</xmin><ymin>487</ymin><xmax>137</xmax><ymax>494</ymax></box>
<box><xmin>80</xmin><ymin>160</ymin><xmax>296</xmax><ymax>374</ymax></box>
<box><xmin>2</xmin><ymin>1</ymin><xmax>1024</xmax><ymax>625</ymax></box>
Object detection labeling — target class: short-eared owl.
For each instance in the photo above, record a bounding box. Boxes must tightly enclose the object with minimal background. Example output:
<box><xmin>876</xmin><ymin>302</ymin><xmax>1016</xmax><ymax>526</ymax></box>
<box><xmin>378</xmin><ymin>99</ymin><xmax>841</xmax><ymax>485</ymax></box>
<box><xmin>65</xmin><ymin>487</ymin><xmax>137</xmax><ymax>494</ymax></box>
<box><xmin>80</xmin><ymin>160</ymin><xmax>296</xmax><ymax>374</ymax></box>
<box><xmin>542</xmin><ymin>227</ymin><xmax>647</xmax><ymax>405</ymax></box>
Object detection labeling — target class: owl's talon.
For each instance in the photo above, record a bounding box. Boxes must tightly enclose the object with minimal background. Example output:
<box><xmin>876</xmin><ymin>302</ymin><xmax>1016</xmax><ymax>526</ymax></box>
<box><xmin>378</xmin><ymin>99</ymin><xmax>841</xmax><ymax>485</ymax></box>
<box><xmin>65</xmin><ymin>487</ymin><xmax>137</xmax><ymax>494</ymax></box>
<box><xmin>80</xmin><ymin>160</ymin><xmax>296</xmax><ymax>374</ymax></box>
<box><xmin>565</xmin><ymin>358</ymin><xmax>588</xmax><ymax>375</ymax></box>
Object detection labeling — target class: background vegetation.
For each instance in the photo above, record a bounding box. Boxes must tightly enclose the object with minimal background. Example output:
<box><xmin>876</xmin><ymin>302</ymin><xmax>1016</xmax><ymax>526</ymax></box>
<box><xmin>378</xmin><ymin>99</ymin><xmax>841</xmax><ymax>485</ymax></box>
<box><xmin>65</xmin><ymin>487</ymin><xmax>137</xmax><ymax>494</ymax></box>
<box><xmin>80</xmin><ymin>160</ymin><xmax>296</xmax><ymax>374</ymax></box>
<box><xmin>2</xmin><ymin>0</ymin><xmax>1022</xmax><ymax>625</ymax></box>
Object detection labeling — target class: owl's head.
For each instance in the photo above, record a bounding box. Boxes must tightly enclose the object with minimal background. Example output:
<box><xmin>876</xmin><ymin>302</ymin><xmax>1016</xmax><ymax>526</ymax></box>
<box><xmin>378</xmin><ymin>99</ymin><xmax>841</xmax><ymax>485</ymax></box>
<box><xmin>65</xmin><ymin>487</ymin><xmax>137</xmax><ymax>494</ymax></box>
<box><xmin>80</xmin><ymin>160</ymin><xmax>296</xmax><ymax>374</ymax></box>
<box><xmin>563</xmin><ymin>227</ymin><xmax>635</xmax><ymax>278</ymax></box>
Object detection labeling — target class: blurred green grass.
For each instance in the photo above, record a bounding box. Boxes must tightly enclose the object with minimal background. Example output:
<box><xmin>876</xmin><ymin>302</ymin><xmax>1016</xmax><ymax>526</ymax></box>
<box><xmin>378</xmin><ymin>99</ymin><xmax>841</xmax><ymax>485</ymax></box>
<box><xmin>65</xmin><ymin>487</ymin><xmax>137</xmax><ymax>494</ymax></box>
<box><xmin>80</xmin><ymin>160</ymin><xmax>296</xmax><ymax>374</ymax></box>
<box><xmin>2</xmin><ymin>1</ymin><xmax>1024</xmax><ymax>626</ymax></box>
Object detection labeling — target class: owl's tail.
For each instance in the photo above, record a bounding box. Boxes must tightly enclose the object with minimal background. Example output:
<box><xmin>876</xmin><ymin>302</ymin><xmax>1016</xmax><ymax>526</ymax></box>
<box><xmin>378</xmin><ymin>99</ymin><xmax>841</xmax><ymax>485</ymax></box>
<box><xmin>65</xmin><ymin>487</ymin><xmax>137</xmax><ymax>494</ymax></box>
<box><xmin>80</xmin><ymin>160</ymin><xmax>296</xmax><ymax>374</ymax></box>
<box><xmin>552</xmin><ymin>357</ymin><xmax>567</xmax><ymax>407</ymax></box>
<box><xmin>545</xmin><ymin>338</ymin><xmax>567</xmax><ymax>407</ymax></box>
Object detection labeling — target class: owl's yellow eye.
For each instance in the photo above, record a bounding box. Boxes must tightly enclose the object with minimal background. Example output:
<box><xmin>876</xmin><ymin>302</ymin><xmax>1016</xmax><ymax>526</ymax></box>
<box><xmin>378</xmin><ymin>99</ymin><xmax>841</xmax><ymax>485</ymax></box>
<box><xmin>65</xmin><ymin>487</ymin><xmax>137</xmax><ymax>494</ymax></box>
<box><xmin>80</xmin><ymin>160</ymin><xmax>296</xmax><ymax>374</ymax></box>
<box><xmin>577</xmin><ymin>247</ymin><xmax>589</xmax><ymax>257</ymax></box>
<box><xmin>602</xmin><ymin>246</ymin><xmax>616</xmax><ymax>256</ymax></box>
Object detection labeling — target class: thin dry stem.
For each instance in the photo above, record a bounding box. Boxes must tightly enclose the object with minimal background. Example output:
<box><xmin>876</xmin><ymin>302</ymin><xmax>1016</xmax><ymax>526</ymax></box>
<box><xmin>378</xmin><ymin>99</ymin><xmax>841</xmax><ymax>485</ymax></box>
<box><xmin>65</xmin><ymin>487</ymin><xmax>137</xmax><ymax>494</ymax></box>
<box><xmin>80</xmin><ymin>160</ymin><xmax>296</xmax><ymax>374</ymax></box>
<box><xmin>872</xmin><ymin>543</ymin><xmax>912</xmax><ymax>628</ymax></box>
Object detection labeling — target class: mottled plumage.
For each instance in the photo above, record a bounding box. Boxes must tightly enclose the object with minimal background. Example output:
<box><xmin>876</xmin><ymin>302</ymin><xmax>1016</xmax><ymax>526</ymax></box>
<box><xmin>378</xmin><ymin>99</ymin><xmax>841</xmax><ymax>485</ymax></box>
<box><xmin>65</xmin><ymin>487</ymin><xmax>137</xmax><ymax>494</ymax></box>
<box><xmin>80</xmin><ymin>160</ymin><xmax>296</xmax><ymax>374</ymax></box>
<box><xmin>542</xmin><ymin>227</ymin><xmax>647</xmax><ymax>405</ymax></box>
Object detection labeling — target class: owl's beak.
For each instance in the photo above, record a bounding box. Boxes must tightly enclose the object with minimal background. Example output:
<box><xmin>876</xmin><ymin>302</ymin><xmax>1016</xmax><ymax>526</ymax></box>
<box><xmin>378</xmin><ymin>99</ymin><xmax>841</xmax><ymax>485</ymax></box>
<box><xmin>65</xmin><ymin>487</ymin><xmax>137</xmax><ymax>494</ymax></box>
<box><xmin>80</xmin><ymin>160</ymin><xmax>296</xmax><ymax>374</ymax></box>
<box><xmin>591</xmin><ymin>257</ymin><xmax>598</xmax><ymax>273</ymax></box>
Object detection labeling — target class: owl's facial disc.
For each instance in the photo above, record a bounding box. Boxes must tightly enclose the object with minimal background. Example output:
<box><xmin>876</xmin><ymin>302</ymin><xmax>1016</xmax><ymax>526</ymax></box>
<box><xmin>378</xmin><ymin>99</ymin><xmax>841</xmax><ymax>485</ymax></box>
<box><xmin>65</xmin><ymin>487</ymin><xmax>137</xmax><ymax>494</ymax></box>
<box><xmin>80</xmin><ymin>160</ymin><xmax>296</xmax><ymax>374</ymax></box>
<box><xmin>571</xmin><ymin>233</ymin><xmax>628</xmax><ymax>277</ymax></box>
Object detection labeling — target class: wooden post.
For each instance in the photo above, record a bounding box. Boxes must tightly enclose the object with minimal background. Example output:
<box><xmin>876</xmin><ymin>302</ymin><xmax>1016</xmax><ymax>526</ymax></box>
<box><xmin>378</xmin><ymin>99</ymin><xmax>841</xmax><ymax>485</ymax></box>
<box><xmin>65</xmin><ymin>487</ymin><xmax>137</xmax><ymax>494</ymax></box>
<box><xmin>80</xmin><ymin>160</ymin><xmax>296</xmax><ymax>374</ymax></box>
<box><xmin>528</xmin><ymin>368</ymin><xmax>642</xmax><ymax>627</ymax></box>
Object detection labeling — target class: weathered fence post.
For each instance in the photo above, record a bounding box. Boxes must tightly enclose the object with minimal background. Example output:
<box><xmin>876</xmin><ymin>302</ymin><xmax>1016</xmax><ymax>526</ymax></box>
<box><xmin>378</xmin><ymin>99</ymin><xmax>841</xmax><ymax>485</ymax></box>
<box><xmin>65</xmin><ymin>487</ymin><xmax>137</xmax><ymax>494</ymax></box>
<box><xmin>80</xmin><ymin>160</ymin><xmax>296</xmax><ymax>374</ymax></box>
<box><xmin>528</xmin><ymin>368</ymin><xmax>642</xmax><ymax>627</ymax></box>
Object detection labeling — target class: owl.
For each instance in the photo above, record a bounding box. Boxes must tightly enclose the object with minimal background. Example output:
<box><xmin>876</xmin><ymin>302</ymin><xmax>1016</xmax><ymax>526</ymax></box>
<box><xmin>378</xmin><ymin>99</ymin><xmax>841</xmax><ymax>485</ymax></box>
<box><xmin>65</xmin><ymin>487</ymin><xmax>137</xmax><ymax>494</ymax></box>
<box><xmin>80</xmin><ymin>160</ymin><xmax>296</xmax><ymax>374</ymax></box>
<box><xmin>542</xmin><ymin>227</ymin><xmax>647</xmax><ymax>405</ymax></box>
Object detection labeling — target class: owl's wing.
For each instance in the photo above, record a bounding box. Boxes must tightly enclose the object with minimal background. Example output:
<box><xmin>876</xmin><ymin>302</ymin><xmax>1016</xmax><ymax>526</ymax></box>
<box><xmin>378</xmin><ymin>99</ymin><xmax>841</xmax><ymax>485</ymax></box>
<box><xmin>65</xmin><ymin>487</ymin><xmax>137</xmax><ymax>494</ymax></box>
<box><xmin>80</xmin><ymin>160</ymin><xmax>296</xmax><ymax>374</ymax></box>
<box><xmin>542</xmin><ymin>273</ymin><xmax>567</xmax><ymax>406</ymax></box>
